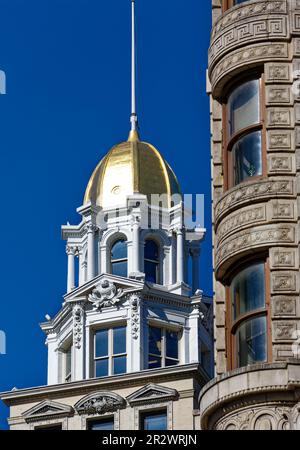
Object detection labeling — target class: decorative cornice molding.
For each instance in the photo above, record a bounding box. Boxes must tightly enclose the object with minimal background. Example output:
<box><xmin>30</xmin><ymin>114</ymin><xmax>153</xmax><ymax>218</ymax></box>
<box><xmin>74</xmin><ymin>392</ymin><xmax>126</xmax><ymax>416</ymax></box>
<box><xmin>88</xmin><ymin>279</ymin><xmax>124</xmax><ymax>311</ymax></box>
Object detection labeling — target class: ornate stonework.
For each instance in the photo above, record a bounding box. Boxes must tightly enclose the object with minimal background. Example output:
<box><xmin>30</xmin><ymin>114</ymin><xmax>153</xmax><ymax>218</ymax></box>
<box><xmin>88</xmin><ymin>279</ymin><xmax>124</xmax><ymax>311</ymax></box>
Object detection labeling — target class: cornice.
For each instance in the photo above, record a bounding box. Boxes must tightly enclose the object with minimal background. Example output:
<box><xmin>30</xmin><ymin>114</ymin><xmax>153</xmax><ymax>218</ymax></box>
<box><xmin>0</xmin><ymin>364</ymin><xmax>207</xmax><ymax>406</ymax></box>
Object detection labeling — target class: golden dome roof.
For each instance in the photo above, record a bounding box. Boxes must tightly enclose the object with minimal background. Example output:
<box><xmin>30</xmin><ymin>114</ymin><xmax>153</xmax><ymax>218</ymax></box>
<box><xmin>84</xmin><ymin>130</ymin><xmax>181</xmax><ymax>208</ymax></box>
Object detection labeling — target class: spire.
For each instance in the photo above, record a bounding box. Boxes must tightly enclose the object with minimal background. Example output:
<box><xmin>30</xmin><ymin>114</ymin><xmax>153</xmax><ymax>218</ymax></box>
<box><xmin>128</xmin><ymin>0</ymin><xmax>140</xmax><ymax>142</ymax></box>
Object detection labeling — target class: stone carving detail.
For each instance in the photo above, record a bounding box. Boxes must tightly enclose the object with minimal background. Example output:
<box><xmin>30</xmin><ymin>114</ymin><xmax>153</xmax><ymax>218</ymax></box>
<box><xmin>216</xmin><ymin>205</ymin><xmax>266</xmax><ymax>244</ymax></box>
<box><xmin>216</xmin><ymin>225</ymin><xmax>295</xmax><ymax>273</ymax></box>
<box><xmin>75</xmin><ymin>393</ymin><xmax>125</xmax><ymax>415</ymax></box>
<box><xmin>129</xmin><ymin>293</ymin><xmax>141</xmax><ymax>340</ymax></box>
<box><xmin>273</xmin><ymin>297</ymin><xmax>296</xmax><ymax>316</ymax></box>
<box><xmin>210</xmin><ymin>9</ymin><xmax>288</xmax><ymax>68</ymax></box>
<box><xmin>211</xmin><ymin>43</ymin><xmax>288</xmax><ymax>94</ymax></box>
<box><xmin>270</xmin><ymin>200</ymin><xmax>294</xmax><ymax>220</ymax></box>
<box><xmin>215</xmin><ymin>406</ymin><xmax>291</xmax><ymax>431</ymax></box>
<box><xmin>266</xmin><ymin>87</ymin><xmax>291</xmax><ymax>104</ymax></box>
<box><xmin>88</xmin><ymin>279</ymin><xmax>124</xmax><ymax>311</ymax></box>
<box><xmin>270</xmin><ymin>248</ymin><xmax>296</xmax><ymax>268</ymax></box>
<box><xmin>268</xmin><ymin>155</ymin><xmax>294</xmax><ymax>173</ymax></box>
<box><xmin>268</xmin><ymin>131</ymin><xmax>292</xmax><ymax>150</ymax></box>
<box><xmin>267</xmin><ymin>109</ymin><xmax>293</xmax><ymax>127</ymax></box>
<box><xmin>265</xmin><ymin>63</ymin><xmax>290</xmax><ymax>82</ymax></box>
<box><xmin>272</xmin><ymin>272</ymin><xmax>298</xmax><ymax>293</ymax></box>
<box><xmin>215</xmin><ymin>179</ymin><xmax>294</xmax><ymax>225</ymax></box>
<box><xmin>274</xmin><ymin>322</ymin><xmax>297</xmax><ymax>340</ymax></box>
<box><xmin>73</xmin><ymin>305</ymin><xmax>84</xmax><ymax>349</ymax></box>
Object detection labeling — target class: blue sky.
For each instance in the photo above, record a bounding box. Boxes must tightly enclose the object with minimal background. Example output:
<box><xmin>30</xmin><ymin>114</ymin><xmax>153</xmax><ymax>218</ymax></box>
<box><xmin>0</xmin><ymin>0</ymin><xmax>212</xmax><ymax>429</ymax></box>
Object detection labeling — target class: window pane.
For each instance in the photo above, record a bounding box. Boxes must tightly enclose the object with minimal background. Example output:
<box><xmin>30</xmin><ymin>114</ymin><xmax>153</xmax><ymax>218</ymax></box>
<box><xmin>149</xmin><ymin>327</ymin><xmax>162</xmax><ymax>355</ymax></box>
<box><xmin>231</xmin><ymin>262</ymin><xmax>265</xmax><ymax>321</ymax></box>
<box><xmin>66</xmin><ymin>347</ymin><xmax>72</xmax><ymax>377</ymax></box>
<box><xmin>228</xmin><ymin>79</ymin><xmax>260</xmax><ymax>137</ymax></box>
<box><xmin>237</xmin><ymin>316</ymin><xmax>267</xmax><ymax>367</ymax></box>
<box><xmin>145</xmin><ymin>240</ymin><xmax>159</xmax><ymax>261</ymax></box>
<box><xmin>95</xmin><ymin>358</ymin><xmax>109</xmax><ymax>377</ymax></box>
<box><xmin>113</xmin><ymin>355</ymin><xmax>127</xmax><ymax>375</ymax></box>
<box><xmin>111</xmin><ymin>239</ymin><xmax>127</xmax><ymax>261</ymax></box>
<box><xmin>232</xmin><ymin>130</ymin><xmax>262</xmax><ymax>185</ymax></box>
<box><xmin>141</xmin><ymin>411</ymin><xmax>167</xmax><ymax>431</ymax></box>
<box><xmin>95</xmin><ymin>329</ymin><xmax>108</xmax><ymax>358</ymax></box>
<box><xmin>112</xmin><ymin>261</ymin><xmax>127</xmax><ymax>277</ymax></box>
<box><xmin>166</xmin><ymin>330</ymin><xmax>179</xmax><ymax>360</ymax></box>
<box><xmin>113</xmin><ymin>326</ymin><xmax>126</xmax><ymax>355</ymax></box>
<box><xmin>234</xmin><ymin>0</ymin><xmax>249</xmax><ymax>4</ymax></box>
<box><xmin>148</xmin><ymin>356</ymin><xmax>162</xmax><ymax>369</ymax></box>
<box><xmin>165</xmin><ymin>358</ymin><xmax>178</xmax><ymax>367</ymax></box>
<box><xmin>88</xmin><ymin>419</ymin><xmax>114</xmax><ymax>431</ymax></box>
<box><xmin>145</xmin><ymin>260</ymin><xmax>158</xmax><ymax>283</ymax></box>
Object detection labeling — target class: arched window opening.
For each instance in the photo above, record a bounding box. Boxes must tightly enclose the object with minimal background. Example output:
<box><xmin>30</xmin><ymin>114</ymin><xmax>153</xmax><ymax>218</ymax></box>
<box><xmin>110</xmin><ymin>238</ymin><xmax>128</xmax><ymax>278</ymax></box>
<box><xmin>144</xmin><ymin>240</ymin><xmax>160</xmax><ymax>284</ymax></box>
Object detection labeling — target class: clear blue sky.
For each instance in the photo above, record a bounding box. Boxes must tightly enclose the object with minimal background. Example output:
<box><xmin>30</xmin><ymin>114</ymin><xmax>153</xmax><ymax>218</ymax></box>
<box><xmin>0</xmin><ymin>0</ymin><xmax>212</xmax><ymax>429</ymax></box>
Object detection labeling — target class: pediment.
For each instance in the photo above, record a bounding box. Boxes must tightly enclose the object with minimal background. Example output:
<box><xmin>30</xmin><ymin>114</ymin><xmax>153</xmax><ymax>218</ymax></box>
<box><xmin>64</xmin><ymin>273</ymin><xmax>144</xmax><ymax>304</ymax></box>
<box><xmin>127</xmin><ymin>384</ymin><xmax>178</xmax><ymax>405</ymax></box>
<box><xmin>74</xmin><ymin>391</ymin><xmax>126</xmax><ymax>415</ymax></box>
<box><xmin>22</xmin><ymin>400</ymin><xmax>74</xmax><ymax>423</ymax></box>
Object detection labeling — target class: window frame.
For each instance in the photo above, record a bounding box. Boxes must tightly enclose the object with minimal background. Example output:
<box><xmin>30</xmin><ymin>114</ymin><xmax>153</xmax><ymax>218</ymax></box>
<box><xmin>148</xmin><ymin>325</ymin><xmax>180</xmax><ymax>369</ymax></box>
<box><xmin>140</xmin><ymin>408</ymin><xmax>168</xmax><ymax>431</ymax></box>
<box><xmin>110</xmin><ymin>238</ymin><xmax>128</xmax><ymax>277</ymax></box>
<box><xmin>64</xmin><ymin>344</ymin><xmax>73</xmax><ymax>383</ymax></box>
<box><xmin>144</xmin><ymin>239</ymin><xmax>160</xmax><ymax>284</ymax></box>
<box><xmin>222</xmin><ymin>73</ymin><xmax>267</xmax><ymax>191</ymax></box>
<box><xmin>87</xmin><ymin>416</ymin><xmax>114</xmax><ymax>431</ymax></box>
<box><xmin>93</xmin><ymin>325</ymin><xmax>127</xmax><ymax>378</ymax></box>
<box><xmin>225</xmin><ymin>258</ymin><xmax>272</xmax><ymax>371</ymax></box>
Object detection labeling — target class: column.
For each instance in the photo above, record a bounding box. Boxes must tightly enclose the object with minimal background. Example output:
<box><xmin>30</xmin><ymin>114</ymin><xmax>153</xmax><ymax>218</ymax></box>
<box><xmin>176</xmin><ymin>228</ymin><xmax>184</xmax><ymax>283</ymax></box>
<box><xmin>66</xmin><ymin>245</ymin><xmax>76</xmax><ymax>293</ymax></box>
<box><xmin>87</xmin><ymin>222</ymin><xmax>97</xmax><ymax>281</ymax></box>
<box><xmin>191</xmin><ymin>247</ymin><xmax>200</xmax><ymax>293</ymax></box>
<box><xmin>132</xmin><ymin>216</ymin><xmax>140</xmax><ymax>273</ymax></box>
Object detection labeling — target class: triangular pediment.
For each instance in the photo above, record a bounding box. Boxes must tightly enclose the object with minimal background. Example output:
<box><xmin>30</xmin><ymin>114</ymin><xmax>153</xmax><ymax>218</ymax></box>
<box><xmin>22</xmin><ymin>400</ymin><xmax>74</xmax><ymax>422</ymax></box>
<box><xmin>64</xmin><ymin>272</ymin><xmax>144</xmax><ymax>303</ymax></box>
<box><xmin>127</xmin><ymin>384</ymin><xmax>178</xmax><ymax>405</ymax></box>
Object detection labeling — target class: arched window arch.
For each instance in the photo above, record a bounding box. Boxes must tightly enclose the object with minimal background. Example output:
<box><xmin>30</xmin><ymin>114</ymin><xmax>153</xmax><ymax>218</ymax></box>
<box><xmin>144</xmin><ymin>240</ymin><xmax>160</xmax><ymax>284</ymax></box>
<box><xmin>110</xmin><ymin>238</ymin><xmax>128</xmax><ymax>277</ymax></box>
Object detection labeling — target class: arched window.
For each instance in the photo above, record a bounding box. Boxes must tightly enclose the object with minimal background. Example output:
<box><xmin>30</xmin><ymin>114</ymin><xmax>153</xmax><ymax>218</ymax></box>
<box><xmin>144</xmin><ymin>240</ymin><xmax>160</xmax><ymax>284</ymax></box>
<box><xmin>110</xmin><ymin>238</ymin><xmax>128</xmax><ymax>277</ymax></box>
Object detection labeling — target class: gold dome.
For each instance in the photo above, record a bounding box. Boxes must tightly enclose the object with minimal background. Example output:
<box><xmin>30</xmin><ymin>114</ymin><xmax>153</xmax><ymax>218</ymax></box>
<box><xmin>84</xmin><ymin>131</ymin><xmax>181</xmax><ymax>208</ymax></box>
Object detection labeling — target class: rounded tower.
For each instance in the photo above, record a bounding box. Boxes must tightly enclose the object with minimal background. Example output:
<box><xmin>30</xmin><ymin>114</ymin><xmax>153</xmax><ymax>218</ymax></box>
<box><xmin>200</xmin><ymin>0</ymin><xmax>300</xmax><ymax>430</ymax></box>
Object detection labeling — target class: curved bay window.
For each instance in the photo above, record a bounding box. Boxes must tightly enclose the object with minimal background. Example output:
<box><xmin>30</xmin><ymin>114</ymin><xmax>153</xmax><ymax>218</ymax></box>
<box><xmin>227</xmin><ymin>261</ymin><xmax>270</xmax><ymax>369</ymax></box>
<box><xmin>144</xmin><ymin>240</ymin><xmax>160</xmax><ymax>284</ymax></box>
<box><xmin>222</xmin><ymin>0</ymin><xmax>249</xmax><ymax>11</ymax></box>
<box><xmin>111</xmin><ymin>238</ymin><xmax>128</xmax><ymax>277</ymax></box>
<box><xmin>224</xmin><ymin>77</ymin><xmax>265</xmax><ymax>189</ymax></box>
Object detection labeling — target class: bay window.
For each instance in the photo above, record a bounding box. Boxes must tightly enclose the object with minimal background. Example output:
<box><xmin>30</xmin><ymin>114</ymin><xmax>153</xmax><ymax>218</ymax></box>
<box><xmin>224</xmin><ymin>76</ymin><xmax>265</xmax><ymax>189</ymax></box>
<box><xmin>227</xmin><ymin>261</ymin><xmax>270</xmax><ymax>369</ymax></box>
<box><xmin>148</xmin><ymin>326</ymin><xmax>179</xmax><ymax>369</ymax></box>
<box><xmin>94</xmin><ymin>326</ymin><xmax>127</xmax><ymax>377</ymax></box>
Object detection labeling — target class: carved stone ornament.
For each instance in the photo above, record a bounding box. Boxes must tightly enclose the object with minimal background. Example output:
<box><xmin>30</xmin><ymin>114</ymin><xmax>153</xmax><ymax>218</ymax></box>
<box><xmin>75</xmin><ymin>392</ymin><xmax>125</xmax><ymax>415</ymax></box>
<box><xmin>73</xmin><ymin>305</ymin><xmax>83</xmax><ymax>349</ymax></box>
<box><xmin>129</xmin><ymin>293</ymin><xmax>141</xmax><ymax>339</ymax></box>
<box><xmin>88</xmin><ymin>279</ymin><xmax>124</xmax><ymax>311</ymax></box>
<box><xmin>199</xmin><ymin>302</ymin><xmax>213</xmax><ymax>334</ymax></box>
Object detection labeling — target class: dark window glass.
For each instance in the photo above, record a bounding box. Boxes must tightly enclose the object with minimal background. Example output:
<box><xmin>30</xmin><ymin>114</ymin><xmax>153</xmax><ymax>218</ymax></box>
<box><xmin>145</xmin><ymin>240</ymin><xmax>159</xmax><ymax>284</ymax></box>
<box><xmin>237</xmin><ymin>316</ymin><xmax>267</xmax><ymax>367</ymax></box>
<box><xmin>232</xmin><ymin>130</ymin><xmax>262</xmax><ymax>185</ymax></box>
<box><xmin>113</xmin><ymin>326</ymin><xmax>126</xmax><ymax>355</ymax></box>
<box><xmin>231</xmin><ymin>262</ymin><xmax>265</xmax><ymax>321</ymax></box>
<box><xmin>113</xmin><ymin>355</ymin><xmax>127</xmax><ymax>375</ymax></box>
<box><xmin>95</xmin><ymin>359</ymin><xmax>109</xmax><ymax>377</ymax></box>
<box><xmin>36</xmin><ymin>425</ymin><xmax>62</xmax><ymax>431</ymax></box>
<box><xmin>166</xmin><ymin>330</ymin><xmax>179</xmax><ymax>360</ymax></box>
<box><xmin>234</xmin><ymin>0</ymin><xmax>249</xmax><ymax>4</ymax></box>
<box><xmin>141</xmin><ymin>410</ymin><xmax>167</xmax><ymax>431</ymax></box>
<box><xmin>111</xmin><ymin>239</ymin><xmax>127</xmax><ymax>277</ymax></box>
<box><xmin>88</xmin><ymin>418</ymin><xmax>114</xmax><ymax>431</ymax></box>
<box><xmin>95</xmin><ymin>329</ymin><xmax>108</xmax><ymax>358</ymax></box>
<box><xmin>148</xmin><ymin>326</ymin><xmax>162</xmax><ymax>369</ymax></box>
